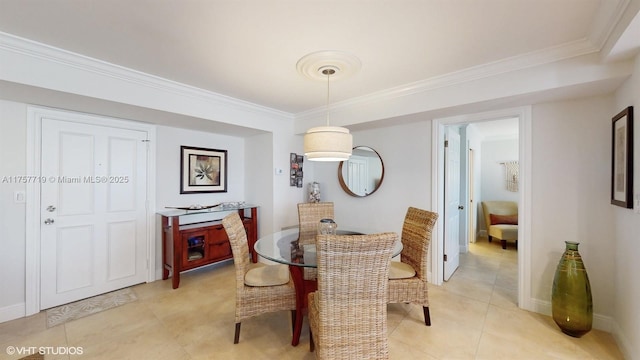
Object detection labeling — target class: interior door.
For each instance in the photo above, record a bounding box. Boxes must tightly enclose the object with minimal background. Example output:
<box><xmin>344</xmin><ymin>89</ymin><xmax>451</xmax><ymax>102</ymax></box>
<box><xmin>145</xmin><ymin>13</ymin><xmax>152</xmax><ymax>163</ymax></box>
<box><xmin>346</xmin><ymin>156</ymin><xmax>368</xmax><ymax>195</ymax></box>
<box><xmin>40</xmin><ymin>118</ymin><xmax>149</xmax><ymax>309</ymax></box>
<box><xmin>444</xmin><ymin>127</ymin><xmax>461</xmax><ymax>281</ymax></box>
<box><xmin>468</xmin><ymin>148</ymin><xmax>475</xmax><ymax>243</ymax></box>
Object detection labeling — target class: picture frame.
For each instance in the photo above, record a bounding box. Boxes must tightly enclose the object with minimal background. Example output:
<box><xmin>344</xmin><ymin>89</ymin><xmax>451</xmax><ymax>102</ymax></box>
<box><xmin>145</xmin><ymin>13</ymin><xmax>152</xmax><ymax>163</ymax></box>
<box><xmin>180</xmin><ymin>146</ymin><xmax>227</xmax><ymax>194</ymax></box>
<box><xmin>611</xmin><ymin>106</ymin><xmax>634</xmax><ymax>208</ymax></box>
<box><xmin>290</xmin><ymin>152</ymin><xmax>304</xmax><ymax>187</ymax></box>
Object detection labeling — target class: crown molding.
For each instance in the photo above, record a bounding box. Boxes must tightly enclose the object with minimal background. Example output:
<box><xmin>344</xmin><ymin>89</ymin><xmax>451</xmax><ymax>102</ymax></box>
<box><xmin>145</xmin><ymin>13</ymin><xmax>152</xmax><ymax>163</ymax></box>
<box><xmin>588</xmin><ymin>0</ymin><xmax>631</xmax><ymax>50</ymax></box>
<box><xmin>296</xmin><ymin>37</ymin><xmax>600</xmax><ymax>120</ymax></box>
<box><xmin>0</xmin><ymin>24</ymin><xmax>615</xmax><ymax>127</ymax></box>
<box><xmin>0</xmin><ymin>32</ymin><xmax>292</xmax><ymax>120</ymax></box>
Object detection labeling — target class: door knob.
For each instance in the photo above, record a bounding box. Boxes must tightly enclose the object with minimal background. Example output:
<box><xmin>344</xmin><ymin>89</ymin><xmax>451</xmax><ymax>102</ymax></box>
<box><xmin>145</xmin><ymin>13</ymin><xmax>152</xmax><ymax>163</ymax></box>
<box><xmin>44</xmin><ymin>218</ymin><xmax>55</xmax><ymax>225</ymax></box>
<box><xmin>46</xmin><ymin>205</ymin><xmax>56</xmax><ymax>212</ymax></box>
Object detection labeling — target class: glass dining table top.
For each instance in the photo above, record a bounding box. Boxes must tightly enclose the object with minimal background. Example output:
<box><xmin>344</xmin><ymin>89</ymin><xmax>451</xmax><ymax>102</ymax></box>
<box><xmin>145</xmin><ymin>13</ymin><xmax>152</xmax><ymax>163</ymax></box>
<box><xmin>253</xmin><ymin>228</ymin><xmax>403</xmax><ymax>267</ymax></box>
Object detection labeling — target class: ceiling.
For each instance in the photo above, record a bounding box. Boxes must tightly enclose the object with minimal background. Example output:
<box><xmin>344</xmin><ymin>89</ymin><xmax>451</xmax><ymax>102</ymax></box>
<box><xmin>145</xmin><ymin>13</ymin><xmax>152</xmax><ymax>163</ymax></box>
<box><xmin>0</xmin><ymin>1</ymin><xmax>639</xmax><ymax>121</ymax></box>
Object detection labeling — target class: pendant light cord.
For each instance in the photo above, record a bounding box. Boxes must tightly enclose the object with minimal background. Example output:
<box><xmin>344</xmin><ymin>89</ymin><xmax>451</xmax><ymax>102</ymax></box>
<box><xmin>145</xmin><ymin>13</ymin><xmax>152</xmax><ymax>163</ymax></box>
<box><xmin>325</xmin><ymin>70</ymin><xmax>331</xmax><ymax>126</ymax></box>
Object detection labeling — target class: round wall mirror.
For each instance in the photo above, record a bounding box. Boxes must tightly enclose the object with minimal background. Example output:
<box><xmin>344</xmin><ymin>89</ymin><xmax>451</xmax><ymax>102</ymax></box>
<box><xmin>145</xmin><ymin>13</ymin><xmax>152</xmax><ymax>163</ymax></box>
<box><xmin>338</xmin><ymin>146</ymin><xmax>385</xmax><ymax>197</ymax></box>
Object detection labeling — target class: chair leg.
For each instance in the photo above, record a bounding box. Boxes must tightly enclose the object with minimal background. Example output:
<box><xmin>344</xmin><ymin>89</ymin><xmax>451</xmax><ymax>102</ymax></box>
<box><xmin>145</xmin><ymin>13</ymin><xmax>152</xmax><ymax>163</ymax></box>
<box><xmin>423</xmin><ymin>306</ymin><xmax>431</xmax><ymax>326</ymax></box>
<box><xmin>234</xmin><ymin>323</ymin><xmax>241</xmax><ymax>344</ymax></box>
<box><xmin>501</xmin><ymin>240</ymin><xmax>507</xmax><ymax>249</ymax></box>
<box><xmin>488</xmin><ymin>236</ymin><xmax>492</xmax><ymax>243</ymax></box>
<box><xmin>309</xmin><ymin>329</ymin><xmax>315</xmax><ymax>352</ymax></box>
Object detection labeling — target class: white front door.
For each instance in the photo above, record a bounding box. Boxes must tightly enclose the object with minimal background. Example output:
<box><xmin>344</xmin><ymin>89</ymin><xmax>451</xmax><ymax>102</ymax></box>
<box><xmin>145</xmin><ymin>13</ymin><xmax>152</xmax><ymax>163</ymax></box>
<box><xmin>444</xmin><ymin>127</ymin><xmax>461</xmax><ymax>281</ymax></box>
<box><xmin>40</xmin><ymin>118</ymin><xmax>149</xmax><ymax>309</ymax></box>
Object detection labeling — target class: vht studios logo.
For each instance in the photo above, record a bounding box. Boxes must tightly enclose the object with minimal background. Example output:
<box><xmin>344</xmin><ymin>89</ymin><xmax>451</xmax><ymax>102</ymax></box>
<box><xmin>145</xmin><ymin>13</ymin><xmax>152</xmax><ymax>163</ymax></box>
<box><xmin>5</xmin><ymin>346</ymin><xmax>84</xmax><ymax>356</ymax></box>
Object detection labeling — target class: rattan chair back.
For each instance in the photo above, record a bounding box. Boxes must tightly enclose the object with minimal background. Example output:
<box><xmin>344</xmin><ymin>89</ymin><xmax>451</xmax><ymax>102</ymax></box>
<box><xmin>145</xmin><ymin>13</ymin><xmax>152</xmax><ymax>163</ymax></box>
<box><xmin>308</xmin><ymin>232</ymin><xmax>397</xmax><ymax>359</ymax></box>
<box><xmin>297</xmin><ymin>202</ymin><xmax>334</xmax><ymax>246</ymax></box>
<box><xmin>388</xmin><ymin>207</ymin><xmax>438</xmax><ymax>326</ymax></box>
<box><xmin>222</xmin><ymin>212</ymin><xmax>296</xmax><ymax>344</ymax></box>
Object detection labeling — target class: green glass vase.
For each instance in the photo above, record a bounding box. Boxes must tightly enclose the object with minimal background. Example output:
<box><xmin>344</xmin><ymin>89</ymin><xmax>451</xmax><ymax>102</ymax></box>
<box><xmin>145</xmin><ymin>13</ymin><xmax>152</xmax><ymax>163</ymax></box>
<box><xmin>551</xmin><ymin>241</ymin><xmax>593</xmax><ymax>337</ymax></box>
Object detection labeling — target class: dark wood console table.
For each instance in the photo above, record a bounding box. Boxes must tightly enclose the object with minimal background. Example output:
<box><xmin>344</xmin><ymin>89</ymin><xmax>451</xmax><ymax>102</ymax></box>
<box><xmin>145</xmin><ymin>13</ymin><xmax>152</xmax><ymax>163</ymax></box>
<box><xmin>159</xmin><ymin>205</ymin><xmax>258</xmax><ymax>289</ymax></box>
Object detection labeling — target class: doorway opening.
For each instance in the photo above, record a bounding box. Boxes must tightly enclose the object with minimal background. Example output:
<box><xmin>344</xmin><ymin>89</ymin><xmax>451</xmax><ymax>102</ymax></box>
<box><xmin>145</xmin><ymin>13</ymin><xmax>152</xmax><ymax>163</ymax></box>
<box><xmin>431</xmin><ymin>106</ymin><xmax>532</xmax><ymax>311</ymax></box>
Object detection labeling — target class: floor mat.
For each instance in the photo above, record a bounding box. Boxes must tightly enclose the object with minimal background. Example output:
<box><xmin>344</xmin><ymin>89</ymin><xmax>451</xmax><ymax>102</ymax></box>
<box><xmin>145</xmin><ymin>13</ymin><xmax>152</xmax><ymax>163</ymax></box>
<box><xmin>46</xmin><ymin>288</ymin><xmax>137</xmax><ymax>328</ymax></box>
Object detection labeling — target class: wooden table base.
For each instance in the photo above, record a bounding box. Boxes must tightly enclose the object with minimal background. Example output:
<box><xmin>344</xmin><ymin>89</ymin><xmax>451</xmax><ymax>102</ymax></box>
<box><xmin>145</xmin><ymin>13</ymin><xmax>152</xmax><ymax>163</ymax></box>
<box><xmin>288</xmin><ymin>265</ymin><xmax>317</xmax><ymax>346</ymax></box>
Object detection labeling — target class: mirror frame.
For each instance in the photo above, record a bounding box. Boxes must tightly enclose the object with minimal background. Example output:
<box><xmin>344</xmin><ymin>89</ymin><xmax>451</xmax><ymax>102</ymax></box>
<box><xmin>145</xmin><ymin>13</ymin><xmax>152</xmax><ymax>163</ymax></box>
<box><xmin>338</xmin><ymin>146</ymin><xmax>385</xmax><ymax>197</ymax></box>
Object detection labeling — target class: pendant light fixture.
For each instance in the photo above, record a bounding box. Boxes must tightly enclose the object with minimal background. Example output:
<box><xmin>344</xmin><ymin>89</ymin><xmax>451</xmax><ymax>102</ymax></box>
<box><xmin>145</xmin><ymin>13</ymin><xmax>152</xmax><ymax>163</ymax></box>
<box><xmin>298</xmin><ymin>51</ymin><xmax>360</xmax><ymax>162</ymax></box>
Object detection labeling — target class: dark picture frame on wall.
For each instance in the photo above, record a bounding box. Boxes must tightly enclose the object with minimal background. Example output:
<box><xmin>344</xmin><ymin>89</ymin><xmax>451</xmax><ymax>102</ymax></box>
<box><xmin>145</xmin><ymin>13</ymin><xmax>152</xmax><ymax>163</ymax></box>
<box><xmin>290</xmin><ymin>152</ymin><xmax>304</xmax><ymax>187</ymax></box>
<box><xmin>611</xmin><ymin>106</ymin><xmax>634</xmax><ymax>208</ymax></box>
<box><xmin>180</xmin><ymin>146</ymin><xmax>228</xmax><ymax>194</ymax></box>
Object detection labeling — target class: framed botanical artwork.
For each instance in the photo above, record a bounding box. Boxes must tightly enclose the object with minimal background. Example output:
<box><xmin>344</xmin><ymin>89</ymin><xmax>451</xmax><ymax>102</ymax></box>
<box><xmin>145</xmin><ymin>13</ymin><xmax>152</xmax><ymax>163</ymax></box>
<box><xmin>611</xmin><ymin>106</ymin><xmax>633</xmax><ymax>208</ymax></box>
<box><xmin>180</xmin><ymin>146</ymin><xmax>227</xmax><ymax>194</ymax></box>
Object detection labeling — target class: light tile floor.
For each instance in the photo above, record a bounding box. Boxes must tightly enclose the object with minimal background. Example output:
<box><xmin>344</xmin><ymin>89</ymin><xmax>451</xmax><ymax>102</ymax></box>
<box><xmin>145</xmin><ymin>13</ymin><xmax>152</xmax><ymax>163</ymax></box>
<box><xmin>0</xmin><ymin>237</ymin><xmax>624</xmax><ymax>359</ymax></box>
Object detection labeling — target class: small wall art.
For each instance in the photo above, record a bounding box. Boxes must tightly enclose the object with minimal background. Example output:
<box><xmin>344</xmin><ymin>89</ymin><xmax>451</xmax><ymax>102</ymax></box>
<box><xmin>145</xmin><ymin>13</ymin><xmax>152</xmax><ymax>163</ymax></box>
<box><xmin>180</xmin><ymin>146</ymin><xmax>227</xmax><ymax>193</ymax></box>
<box><xmin>610</xmin><ymin>106</ymin><xmax>634</xmax><ymax>208</ymax></box>
<box><xmin>290</xmin><ymin>153</ymin><xmax>304</xmax><ymax>187</ymax></box>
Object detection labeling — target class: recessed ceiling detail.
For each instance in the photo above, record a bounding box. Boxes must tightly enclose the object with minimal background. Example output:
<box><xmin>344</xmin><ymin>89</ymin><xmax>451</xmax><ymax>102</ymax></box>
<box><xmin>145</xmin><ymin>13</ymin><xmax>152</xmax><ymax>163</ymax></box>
<box><xmin>296</xmin><ymin>50</ymin><xmax>362</xmax><ymax>82</ymax></box>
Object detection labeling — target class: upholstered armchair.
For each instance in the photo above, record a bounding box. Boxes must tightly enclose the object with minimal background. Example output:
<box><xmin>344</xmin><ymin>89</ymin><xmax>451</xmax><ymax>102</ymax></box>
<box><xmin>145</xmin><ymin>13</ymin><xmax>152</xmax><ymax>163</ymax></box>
<box><xmin>481</xmin><ymin>201</ymin><xmax>518</xmax><ymax>249</ymax></box>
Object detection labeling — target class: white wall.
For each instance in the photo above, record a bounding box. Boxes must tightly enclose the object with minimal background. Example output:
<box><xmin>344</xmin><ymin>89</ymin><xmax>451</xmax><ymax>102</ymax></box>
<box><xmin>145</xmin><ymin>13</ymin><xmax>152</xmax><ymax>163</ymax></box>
<box><xmin>530</xmin><ymin>96</ymin><xmax>616</xmax><ymax>325</ymax></box>
<box><xmin>155</xmin><ymin>126</ymin><xmax>247</xmax><ymax>208</ymax></box>
<box><xmin>480</xmin><ymin>138</ymin><xmax>519</xmax><ymax>203</ymax></box>
<box><xmin>244</xmin><ymin>129</ymin><xmax>308</xmax><ymax>236</ymax></box>
<box><xmin>612</xmin><ymin>53</ymin><xmax>640</xmax><ymax>360</ymax></box>
<box><xmin>0</xmin><ymin>100</ymin><xmax>27</xmax><ymax>319</ymax></box>
<box><xmin>268</xmin><ymin>129</ymin><xmax>308</xmax><ymax>233</ymax></box>
<box><xmin>311</xmin><ymin>121</ymin><xmax>433</xmax><ymax>236</ymax></box>
<box><xmin>245</xmin><ymin>132</ymin><xmax>274</xmax><ymax>237</ymax></box>
<box><xmin>154</xmin><ymin>125</ymin><xmax>248</xmax><ymax>275</ymax></box>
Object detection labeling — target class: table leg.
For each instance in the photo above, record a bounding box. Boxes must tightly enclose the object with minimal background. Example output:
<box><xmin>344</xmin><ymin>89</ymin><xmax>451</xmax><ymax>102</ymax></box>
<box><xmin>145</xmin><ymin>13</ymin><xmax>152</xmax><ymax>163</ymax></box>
<box><xmin>288</xmin><ymin>265</ymin><xmax>304</xmax><ymax>346</ymax></box>
<box><xmin>288</xmin><ymin>266</ymin><xmax>318</xmax><ymax>346</ymax></box>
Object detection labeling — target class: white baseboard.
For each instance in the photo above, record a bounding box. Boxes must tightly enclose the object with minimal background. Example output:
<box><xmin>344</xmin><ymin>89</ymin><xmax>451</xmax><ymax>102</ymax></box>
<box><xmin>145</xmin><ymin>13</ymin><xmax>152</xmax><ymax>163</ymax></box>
<box><xmin>0</xmin><ymin>303</ymin><xmax>25</xmax><ymax>323</ymax></box>
<box><xmin>529</xmin><ymin>297</ymin><xmax>552</xmax><ymax>316</ymax></box>
<box><xmin>530</xmin><ymin>298</ymin><xmax>638</xmax><ymax>358</ymax></box>
<box><xmin>612</xmin><ymin>321</ymin><xmax>637</xmax><ymax>360</ymax></box>
<box><xmin>529</xmin><ymin>298</ymin><xmax>613</xmax><ymax>332</ymax></box>
<box><xmin>592</xmin><ymin>313</ymin><xmax>614</xmax><ymax>332</ymax></box>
